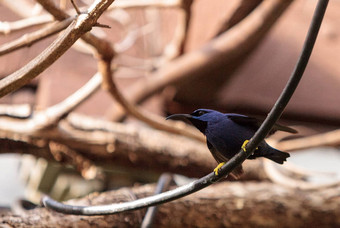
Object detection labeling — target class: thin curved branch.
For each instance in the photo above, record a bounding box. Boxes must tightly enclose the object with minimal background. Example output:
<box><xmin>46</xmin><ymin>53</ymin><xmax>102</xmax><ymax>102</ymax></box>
<box><xmin>0</xmin><ymin>14</ymin><xmax>53</xmax><ymax>35</ymax></box>
<box><xmin>42</xmin><ymin>0</ymin><xmax>329</xmax><ymax>216</ymax></box>
<box><xmin>36</xmin><ymin>0</ymin><xmax>115</xmax><ymax>58</ymax></box>
<box><xmin>0</xmin><ymin>0</ymin><xmax>115</xmax><ymax>98</ymax></box>
<box><xmin>0</xmin><ymin>17</ymin><xmax>74</xmax><ymax>56</ymax></box>
<box><xmin>0</xmin><ymin>73</ymin><xmax>101</xmax><ymax>133</ymax></box>
<box><xmin>101</xmin><ymin>61</ymin><xmax>204</xmax><ymax>141</ymax></box>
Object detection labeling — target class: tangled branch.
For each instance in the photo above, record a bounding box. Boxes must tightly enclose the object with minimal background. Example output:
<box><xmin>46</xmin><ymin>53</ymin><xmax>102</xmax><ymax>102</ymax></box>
<box><xmin>0</xmin><ymin>0</ymin><xmax>115</xmax><ymax>97</ymax></box>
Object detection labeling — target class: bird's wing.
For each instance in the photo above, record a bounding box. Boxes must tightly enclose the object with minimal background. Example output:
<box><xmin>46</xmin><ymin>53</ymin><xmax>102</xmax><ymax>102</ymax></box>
<box><xmin>207</xmin><ymin>140</ymin><xmax>226</xmax><ymax>163</ymax></box>
<box><xmin>227</xmin><ymin>114</ymin><xmax>297</xmax><ymax>135</ymax></box>
<box><xmin>207</xmin><ymin>140</ymin><xmax>244</xmax><ymax>179</ymax></box>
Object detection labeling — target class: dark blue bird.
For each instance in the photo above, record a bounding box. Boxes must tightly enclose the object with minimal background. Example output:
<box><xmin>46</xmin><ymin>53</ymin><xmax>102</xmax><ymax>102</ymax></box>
<box><xmin>166</xmin><ymin>109</ymin><xmax>297</xmax><ymax>178</ymax></box>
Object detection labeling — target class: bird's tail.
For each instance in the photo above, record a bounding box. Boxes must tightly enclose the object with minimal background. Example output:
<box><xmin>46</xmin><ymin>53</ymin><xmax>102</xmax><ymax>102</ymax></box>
<box><xmin>263</xmin><ymin>148</ymin><xmax>290</xmax><ymax>164</ymax></box>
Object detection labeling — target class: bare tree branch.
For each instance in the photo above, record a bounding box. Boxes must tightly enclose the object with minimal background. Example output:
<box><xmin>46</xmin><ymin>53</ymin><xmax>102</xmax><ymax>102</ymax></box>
<box><xmin>0</xmin><ymin>73</ymin><xmax>101</xmax><ymax>133</ymax></box>
<box><xmin>0</xmin><ymin>14</ymin><xmax>53</xmax><ymax>35</ymax></box>
<box><xmin>100</xmin><ymin>53</ymin><xmax>204</xmax><ymax>141</ymax></box>
<box><xmin>0</xmin><ymin>17</ymin><xmax>74</xmax><ymax>56</ymax></box>
<box><xmin>0</xmin><ymin>0</ymin><xmax>116</xmax><ymax>98</ymax></box>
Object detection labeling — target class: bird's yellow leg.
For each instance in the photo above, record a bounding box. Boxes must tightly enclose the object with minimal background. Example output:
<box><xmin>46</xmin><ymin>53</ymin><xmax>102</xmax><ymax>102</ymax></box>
<box><xmin>241</xmin><ymin>139</ymin><xmax>258</xmax><ymax>152</ymax></box>
<box><xmin>214</xmin><ymin>162</ymin><xmax>226</xmax><ymax>175</ymax></box>
<box><xmin>241</xmin><ymin>140</ymin><xmax>249</xmax><ymax>152</ymax></box>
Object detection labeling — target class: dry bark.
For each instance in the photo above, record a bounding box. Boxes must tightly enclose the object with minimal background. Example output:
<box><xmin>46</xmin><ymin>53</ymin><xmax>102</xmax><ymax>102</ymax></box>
<box><xmin>1</xmin><ymin>182</ymin><xmax>339</xmax><ymax>227</ymax></box>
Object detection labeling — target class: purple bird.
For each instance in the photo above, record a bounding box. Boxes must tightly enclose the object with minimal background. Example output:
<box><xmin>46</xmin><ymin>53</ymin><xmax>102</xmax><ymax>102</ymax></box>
<box><xmin>166</xmin><ymin>109</ymin><xmax>297</xmax><ymax>178</ymax></box>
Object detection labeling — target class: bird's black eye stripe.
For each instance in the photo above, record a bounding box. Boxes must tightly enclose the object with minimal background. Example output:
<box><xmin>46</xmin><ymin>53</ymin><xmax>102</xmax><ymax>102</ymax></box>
<box><xmin>192</xmin><ymin>110</ymin><xmax>207</xmax><ymax>116</ymax></box>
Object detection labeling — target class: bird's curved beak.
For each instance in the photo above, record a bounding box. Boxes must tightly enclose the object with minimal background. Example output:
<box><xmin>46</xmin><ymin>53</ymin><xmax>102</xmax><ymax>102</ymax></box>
<box><xmin>166</xmin><ymin>114</ymin><xmax>192</xmax><ymax>121</ymax></box>
<box><xmin>166</xmin><ymin>113</ymin><xmax>207</xmax><ymax>133</ymax></box>
<box><xmin>166</xmin><ymin>113</ymin><xmax>193</xmax><ymax>125</ymax></box>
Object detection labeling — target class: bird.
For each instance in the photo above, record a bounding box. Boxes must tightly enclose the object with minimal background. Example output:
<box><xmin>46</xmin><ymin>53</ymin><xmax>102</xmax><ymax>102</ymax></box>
<box><xmin>166</xmin><ymin>109</ymin><xmax>297</xmax><ymax>178</ymax></box>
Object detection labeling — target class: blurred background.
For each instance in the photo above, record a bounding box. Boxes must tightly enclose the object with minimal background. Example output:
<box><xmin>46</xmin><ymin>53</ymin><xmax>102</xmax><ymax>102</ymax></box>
<box><xmin>0</xmin><ymin>0</ymin><xmax>340</xmax><ymax>225</ymax></box>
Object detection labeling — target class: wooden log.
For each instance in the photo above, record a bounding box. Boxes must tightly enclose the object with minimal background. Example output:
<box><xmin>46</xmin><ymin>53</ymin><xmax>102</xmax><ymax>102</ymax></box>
<box><xmin>1</xmin><ymin>182</ymin><xmax>340</xmax><ymax>227</ymax></box>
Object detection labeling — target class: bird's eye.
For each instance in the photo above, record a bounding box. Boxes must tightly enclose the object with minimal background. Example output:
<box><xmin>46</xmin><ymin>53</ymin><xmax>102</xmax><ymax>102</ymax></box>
<box><xmin>192</xmin><ymin>110</ymin><xmax>207</xmax><ymax>116</ymax></box>
<box><xmin>198</xmin><ymin>111</ymin><xmax>206</xmax><ymax>116</ymax></box>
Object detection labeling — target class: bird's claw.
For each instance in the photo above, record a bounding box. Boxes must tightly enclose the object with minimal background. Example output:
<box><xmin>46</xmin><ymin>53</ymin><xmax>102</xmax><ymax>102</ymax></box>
<box><xmin>241</xmin><ymin>140</ymin><xmax>258</xmax><ymax>152</ymax></box>
<box><xmin>241</xmin><ymin>140</ymin><xmax>249</xmax><ymax>152</ymax></box>
<box><xmin>214</xmin><ymin>162</ymin><xmax>226</xmax><ymax>175</ymax></box>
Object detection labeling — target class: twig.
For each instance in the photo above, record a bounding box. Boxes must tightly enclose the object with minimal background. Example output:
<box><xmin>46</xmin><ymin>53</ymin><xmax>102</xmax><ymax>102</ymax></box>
<box><xmin>49</xmin><ymin>141</ymin><xmax>102</xmax><ymax>180</ymax></box>
<box><xmin>36</xmin><ymin>0</ymin><xmax>115</xmax><ymax>66</ymax></box>
<box><xmin>70</xmin><ymin>0</ymin><xmax>82</xmax><ymax>15</ymax></box>
<box><xmin>0</xmin><ymin>14</ymin><xmax>53</xmax><ymax>35</ymax></box>
<box><xmin>0</xmin><ymin>17</ymin><xmax>74</xmax><ymax>56</ymax></box>
<box><xmin>94</xmin><ymin>22</ymin><xmax>111</xmax><ymax>28</ymax></box>
<box><xmin>41</xmin><ymin>0</ymin><xmax>329</xmax><ymax>216</ymax></box>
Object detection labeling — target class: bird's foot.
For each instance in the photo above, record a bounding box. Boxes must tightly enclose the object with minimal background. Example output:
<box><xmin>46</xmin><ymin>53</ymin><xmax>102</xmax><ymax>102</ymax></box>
<box><xmin>214</xmin><ymin>162</ymin><xmax>226</xmax><ymax>175</ymax></box>
<box><xmin>241</xmin><ymin>140</ymin><xmax>258</xmax><ymax>152</ymax></box>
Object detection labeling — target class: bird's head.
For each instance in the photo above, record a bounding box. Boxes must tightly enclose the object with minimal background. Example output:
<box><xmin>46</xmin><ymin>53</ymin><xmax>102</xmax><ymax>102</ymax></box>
<box><xmin>166</xmin><ymin>109</ymin><xmax>224</xmax><ymax>133</ymax></box>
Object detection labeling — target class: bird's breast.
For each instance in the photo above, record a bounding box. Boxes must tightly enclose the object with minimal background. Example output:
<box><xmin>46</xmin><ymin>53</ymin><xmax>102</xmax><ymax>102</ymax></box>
<box><xmin>205</xmin><ymin>120</ymin><xmax>255</xmax><ymax>158</ymax></box>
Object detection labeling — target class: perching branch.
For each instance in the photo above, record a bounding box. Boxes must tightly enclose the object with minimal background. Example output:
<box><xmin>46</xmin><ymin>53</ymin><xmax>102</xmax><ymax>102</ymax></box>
<box><xmin>42</xmin><ymin>0</ymin><xmax>329</xmax><ymax>216</ymax></box>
